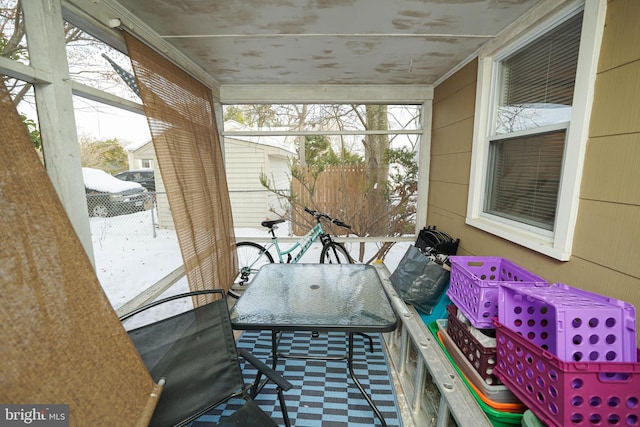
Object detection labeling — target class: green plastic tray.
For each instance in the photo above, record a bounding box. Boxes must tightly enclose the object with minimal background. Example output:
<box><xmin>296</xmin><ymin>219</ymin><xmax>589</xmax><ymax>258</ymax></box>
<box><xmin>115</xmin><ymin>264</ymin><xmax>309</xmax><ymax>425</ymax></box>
<box><xmin>427</xmin><ymin>321</ymin><xmax>524</xmax><ymax>427</ymax></box>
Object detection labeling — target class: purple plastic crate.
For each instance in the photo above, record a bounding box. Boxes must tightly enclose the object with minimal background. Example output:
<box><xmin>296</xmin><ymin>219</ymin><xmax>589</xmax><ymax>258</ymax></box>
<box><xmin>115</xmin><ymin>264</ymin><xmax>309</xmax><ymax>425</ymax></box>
<box><xmin>446</xmin><ymin>256</ymin><xmax>547</xmax><ymax>328</ymax></box>
<box><xmin>498</xmin><ymin>283</ymin><xmax>637</xmax><ymax>363</ymax></box>
<box><xmin>494</xmin><ymin>319</ymin><xmax>640</xmax><ymax>427</ymax></box>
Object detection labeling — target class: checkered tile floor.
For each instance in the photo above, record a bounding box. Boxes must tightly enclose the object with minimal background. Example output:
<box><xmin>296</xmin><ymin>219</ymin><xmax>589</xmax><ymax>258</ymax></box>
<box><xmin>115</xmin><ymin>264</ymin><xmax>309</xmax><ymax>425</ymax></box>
<box><xmin>191</xmin><ymin>330</ymin><xmax>403</xmax><ymax>427</ymax></box>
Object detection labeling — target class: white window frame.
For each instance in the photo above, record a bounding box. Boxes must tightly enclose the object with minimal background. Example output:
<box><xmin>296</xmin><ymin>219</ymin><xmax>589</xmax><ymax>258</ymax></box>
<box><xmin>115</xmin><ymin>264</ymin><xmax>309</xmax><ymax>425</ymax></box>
<box><xmin>466</xmin><ymin>0</ymin><xmax>606</xmax><ymax>261</ymax></box>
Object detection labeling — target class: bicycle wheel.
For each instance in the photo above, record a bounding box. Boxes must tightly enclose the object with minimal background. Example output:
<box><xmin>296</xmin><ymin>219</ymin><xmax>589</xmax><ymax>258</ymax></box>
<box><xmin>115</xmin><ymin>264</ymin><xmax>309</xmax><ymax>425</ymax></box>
<box><xmin>234</xmin><ymin>242</ymin><xmax>274</xmax><ymax>287</ymax></box>
<box><xmin>320</xmin><ymin>242</ymin><xmax>352</xmax><ymax>264</ymax></box>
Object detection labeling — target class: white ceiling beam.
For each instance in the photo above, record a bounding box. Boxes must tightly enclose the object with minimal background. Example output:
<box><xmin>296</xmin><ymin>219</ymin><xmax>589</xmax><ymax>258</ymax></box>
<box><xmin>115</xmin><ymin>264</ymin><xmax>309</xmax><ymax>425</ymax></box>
<box><xmin>415</xmin><ymin>101</ymin><xmax>432</xmax><ymax>235</ymax></box>
<box><xmin>220</xmin><ymin>84</ymin><xmax>433</xmax><ymax>104</ymax></box>
<box><xmin>162</xmin><ymin>33</ymin><xmax>495</xmax><ymax>39</ymax></box>
<box><xmin>23</xmin><ymin>0</ymin><xmax>94</xmax><ymax>263</ymax></box>
<box><xmin>223</xmin><ymin>129</ymin><xmax>422</xmax><ymax>137</ymax></box>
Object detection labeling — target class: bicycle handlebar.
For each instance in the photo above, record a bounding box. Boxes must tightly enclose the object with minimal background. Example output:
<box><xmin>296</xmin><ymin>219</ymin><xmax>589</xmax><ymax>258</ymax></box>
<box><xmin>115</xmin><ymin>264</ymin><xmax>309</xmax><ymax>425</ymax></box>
<box><xmin>304</xmin><ymin>207</ymin><xmax>351</xmax><ymax>229</ymax></box>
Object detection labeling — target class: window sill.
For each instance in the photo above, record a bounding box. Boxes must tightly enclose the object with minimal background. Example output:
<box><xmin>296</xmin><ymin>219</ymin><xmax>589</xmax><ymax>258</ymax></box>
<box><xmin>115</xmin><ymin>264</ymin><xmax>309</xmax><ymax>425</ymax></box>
<box><xmin>465</xmin><ymin>216</ymin><xmax>571</xmax><ymax>261</ymax></box>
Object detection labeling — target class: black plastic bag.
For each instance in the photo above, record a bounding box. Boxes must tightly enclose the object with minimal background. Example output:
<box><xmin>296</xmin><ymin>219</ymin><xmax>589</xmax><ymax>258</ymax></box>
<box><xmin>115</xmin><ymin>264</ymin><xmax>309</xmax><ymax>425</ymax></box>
<box><xmin>390</xmin><ymin>246</ymin><xmax>450</xmax><ymax>314</ymax></box>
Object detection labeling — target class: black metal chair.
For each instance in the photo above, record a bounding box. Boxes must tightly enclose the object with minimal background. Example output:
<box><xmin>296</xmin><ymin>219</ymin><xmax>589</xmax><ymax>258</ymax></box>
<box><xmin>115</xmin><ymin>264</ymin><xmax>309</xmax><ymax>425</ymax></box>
<box><xmin>120</xmin><ymin>289</ymin><xmax>292</xmax><ymax>427</ymax></box>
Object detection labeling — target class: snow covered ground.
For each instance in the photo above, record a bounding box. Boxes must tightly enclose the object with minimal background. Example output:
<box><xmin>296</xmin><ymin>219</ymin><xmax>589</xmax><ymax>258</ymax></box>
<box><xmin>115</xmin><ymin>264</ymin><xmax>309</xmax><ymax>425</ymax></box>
<box><xmin>92</xmin><ymin>210</ymin><xmax>411</xmax><ymax>326</ymax></box>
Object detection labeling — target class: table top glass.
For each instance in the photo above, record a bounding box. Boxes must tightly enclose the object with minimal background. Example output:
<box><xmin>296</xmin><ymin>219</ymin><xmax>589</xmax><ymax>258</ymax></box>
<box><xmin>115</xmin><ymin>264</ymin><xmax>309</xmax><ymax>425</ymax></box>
<box><xmin>229</xmin><ymin>263</ymin><xmax>398</xmax><ymax>332</ymax></box>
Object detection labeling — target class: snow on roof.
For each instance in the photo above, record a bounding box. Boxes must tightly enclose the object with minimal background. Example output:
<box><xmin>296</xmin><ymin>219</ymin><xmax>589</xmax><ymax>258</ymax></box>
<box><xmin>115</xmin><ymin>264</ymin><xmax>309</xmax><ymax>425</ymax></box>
<box><xmin>124</xmin><ymin>139</ymin><xmax>151</xmax><ymax>151</ymax></box>
<box><xmin>224</xmin><ymin>120</ymin><xmax>296</xmax><ymax>154</ymax></box>
<box><xmin>82</xmin><ymin>167</ymin><xmax>143</xmax><ymax>193</ymax></box>
<box><xmin>122</xmin><ymin>120</ymin><xmax>297</xmax><ymax>154</ymax></box>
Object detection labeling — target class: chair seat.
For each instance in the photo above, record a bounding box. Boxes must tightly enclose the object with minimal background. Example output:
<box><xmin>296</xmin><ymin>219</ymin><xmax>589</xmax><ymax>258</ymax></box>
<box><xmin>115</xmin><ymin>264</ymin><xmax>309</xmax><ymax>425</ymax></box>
<box><xmin>121</xmin><ymin>290</ymin><xmax>291</xmax><ymax>427</ymax></box>
<box><xmin>216</xmin><ymin>399</ymin><xmax>279</xmax><ymax>427</ymax></box>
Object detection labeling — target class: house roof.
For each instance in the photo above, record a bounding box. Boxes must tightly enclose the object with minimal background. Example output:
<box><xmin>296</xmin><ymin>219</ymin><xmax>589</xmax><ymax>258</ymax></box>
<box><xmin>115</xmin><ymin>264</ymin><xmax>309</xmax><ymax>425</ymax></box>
<box><xmin>125</xmin><ymin>139</ymin><xmax>151</xmax><ymax>152</ymax></box>
<box><xmin>127</xmin><ymin>120</ymin><xmax>296</xmax><ymax>155</ymax></box>
<box><xmin>223</xmin><ymin>120</ymin><xmax>297</xmax><ymax>154</ymax></box>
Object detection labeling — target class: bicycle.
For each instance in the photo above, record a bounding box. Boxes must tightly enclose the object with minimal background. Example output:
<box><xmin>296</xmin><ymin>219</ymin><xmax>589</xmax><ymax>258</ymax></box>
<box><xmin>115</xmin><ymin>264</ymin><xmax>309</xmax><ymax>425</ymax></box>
<box><xmin>232</xmin><ymin>207</ymin><xmax>353</xmax><ymax>293</ymax></box>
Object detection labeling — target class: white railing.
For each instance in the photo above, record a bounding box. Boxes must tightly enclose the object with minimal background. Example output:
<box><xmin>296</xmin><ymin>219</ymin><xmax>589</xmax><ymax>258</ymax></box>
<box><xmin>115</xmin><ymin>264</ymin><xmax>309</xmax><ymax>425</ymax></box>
<box><xmin>373</xmin><ymin>263</ymin><xmax>492</xmax><ymax>427</ymax></box>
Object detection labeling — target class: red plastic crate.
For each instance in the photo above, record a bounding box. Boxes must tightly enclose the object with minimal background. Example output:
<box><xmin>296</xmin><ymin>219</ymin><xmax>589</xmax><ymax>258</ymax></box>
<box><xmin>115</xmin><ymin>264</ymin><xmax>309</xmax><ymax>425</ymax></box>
<box><xmin>447</xmin><ymin>256</ymin><xmax>547</xmax><ymax>328</ymax></box>
<box><xmin>438</xmin><ymin>319</ymin><xmax>521</xmax><ymax>405</ymax></box>
<box><xmin>498</xmin><ymin>282</ymin><xmax>637</xmax><ymax>363</ymax></box>
<box><xmin>446</xmin><ymin>304</ymin><xmax>501</xmax><ymax>385</ymax></box>
<box><xmin>494</xmin><ymin>319</ymin><xmax>640</xmax><ymax>427</ymax></box>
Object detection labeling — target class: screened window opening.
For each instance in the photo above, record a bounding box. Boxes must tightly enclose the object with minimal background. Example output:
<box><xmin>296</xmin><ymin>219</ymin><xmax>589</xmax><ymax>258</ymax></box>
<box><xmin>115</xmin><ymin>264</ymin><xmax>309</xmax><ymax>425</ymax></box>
<box><xmin>220</xmin><ymin>104</ymin><xmax>422</xmax><ymax>240</ymax></box>
<box><xmin>485</xmin><ymin>11</ymin><xmax>583</xmax><ymax>231</ymax></box>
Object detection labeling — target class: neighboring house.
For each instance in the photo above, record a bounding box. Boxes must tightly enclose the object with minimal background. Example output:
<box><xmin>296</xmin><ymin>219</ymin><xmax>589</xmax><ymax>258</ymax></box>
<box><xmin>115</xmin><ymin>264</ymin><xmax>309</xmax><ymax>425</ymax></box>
<box><xmin>223</xmin><ymin>120</ymin><xmax>296</xmax><ymax>228</ymax></box>
<box><xmin>125</xmin><ymin>139</ymin><xmax>155</xmax><ymax>170</ymax></box>
<box><xmin>124</xmin><ymin>139</ymin><xmax>173</xmax><ymax>229</ymax></box>
<box><xmin>127</xmin><ymin>120</ymin><xmax>295</xmax><ymax>229</ymax></box>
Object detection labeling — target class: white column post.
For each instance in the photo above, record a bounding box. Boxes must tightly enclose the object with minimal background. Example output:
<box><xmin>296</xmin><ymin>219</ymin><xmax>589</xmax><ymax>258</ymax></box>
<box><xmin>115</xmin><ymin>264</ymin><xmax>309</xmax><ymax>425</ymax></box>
<box><xmin>22</xmin><ymin>0</ymin><xmax>94</xmax><ymax>263</ymax></box>
<box><xmin>415</xmin><ymin>99</ymin><xmax>432</xmax><ymax>234</ymax></box>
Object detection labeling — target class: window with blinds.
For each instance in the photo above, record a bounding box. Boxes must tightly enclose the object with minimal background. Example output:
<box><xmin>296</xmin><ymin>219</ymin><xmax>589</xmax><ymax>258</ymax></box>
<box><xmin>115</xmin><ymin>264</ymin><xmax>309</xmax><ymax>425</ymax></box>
<box><xmin>486</xmin><ymin>130</ymin><xmax>565</xmax><ymax>230</ymax></box>
<box><xmin>485</xmin><ymin>11</ymin><xmax>583</xmax><ymax>231</ymax></box>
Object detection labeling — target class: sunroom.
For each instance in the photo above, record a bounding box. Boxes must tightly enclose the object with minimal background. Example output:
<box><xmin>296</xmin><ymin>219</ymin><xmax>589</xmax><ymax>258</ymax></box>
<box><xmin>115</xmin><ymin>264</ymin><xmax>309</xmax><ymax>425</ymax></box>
<box><xmin>2</xmin><ymin>0</ymin><xmax>638</xmax><ymax>426</ymax></box>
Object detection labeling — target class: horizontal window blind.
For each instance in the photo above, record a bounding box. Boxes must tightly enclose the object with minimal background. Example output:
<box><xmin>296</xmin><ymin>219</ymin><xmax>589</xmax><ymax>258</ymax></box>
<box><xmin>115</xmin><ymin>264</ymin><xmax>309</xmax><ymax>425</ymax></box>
<box><xmin>485</xmin><ymin>11</ymin><xmax>583</xmax><ymax>232</ymax></box>
<box><xmin>498</xmin><ymin>11</ymin><xmax>582</xmax><ymax>119</ymax></box>
<box><xmin>486</xmin><ymin>129</ymin><xmax>565</xmax><ymax>230</ymax></box>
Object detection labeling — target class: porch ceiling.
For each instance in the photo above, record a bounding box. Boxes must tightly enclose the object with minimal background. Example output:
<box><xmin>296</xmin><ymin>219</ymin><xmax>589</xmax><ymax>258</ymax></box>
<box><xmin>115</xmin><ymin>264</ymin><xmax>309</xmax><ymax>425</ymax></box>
<box><xmin>112</xmin><ymin>0</ymin><xmax>541</xmax><ymax>87</ymax></box>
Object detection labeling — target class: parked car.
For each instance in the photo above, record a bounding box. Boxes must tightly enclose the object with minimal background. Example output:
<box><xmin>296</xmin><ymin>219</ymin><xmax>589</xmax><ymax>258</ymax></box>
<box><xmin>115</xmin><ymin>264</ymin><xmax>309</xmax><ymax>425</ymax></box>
<box><xmin>114</xmin><ymin>169</ymin><xmax>156</xmax><ymax>192</ymax></box>
<box><xmin>83</xmin><ymin>167</ymin><xmax>151</xmax><ymax>217</ymax></box>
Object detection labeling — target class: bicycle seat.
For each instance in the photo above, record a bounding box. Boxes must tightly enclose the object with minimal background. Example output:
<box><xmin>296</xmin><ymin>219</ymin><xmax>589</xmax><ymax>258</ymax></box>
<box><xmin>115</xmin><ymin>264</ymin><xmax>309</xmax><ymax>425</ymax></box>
<box><xmin>261</xmin><ymin>219</ymin><xmax>285</xmax><ymax>228</ymax></box>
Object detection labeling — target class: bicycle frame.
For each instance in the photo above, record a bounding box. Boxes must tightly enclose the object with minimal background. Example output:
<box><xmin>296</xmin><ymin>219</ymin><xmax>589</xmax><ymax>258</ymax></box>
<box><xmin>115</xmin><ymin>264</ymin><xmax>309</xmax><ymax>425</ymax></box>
<box><xmin>262</xmin><ymin>221</ymin><xmax>328</xmax><ymax>263</ymax></box>
<box><xmin>232</xmin><ymin>209</ymin><xmax>352</xmax><ymax>293</ymax></box>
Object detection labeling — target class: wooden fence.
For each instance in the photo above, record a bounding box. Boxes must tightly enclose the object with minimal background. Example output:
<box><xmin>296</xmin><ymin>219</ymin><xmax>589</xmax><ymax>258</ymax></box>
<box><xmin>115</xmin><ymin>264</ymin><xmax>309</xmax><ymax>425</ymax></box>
<box><xmin>291</xmin><ymin>164</ymin><xmax>368</xmax><ymax>235</ymax></box>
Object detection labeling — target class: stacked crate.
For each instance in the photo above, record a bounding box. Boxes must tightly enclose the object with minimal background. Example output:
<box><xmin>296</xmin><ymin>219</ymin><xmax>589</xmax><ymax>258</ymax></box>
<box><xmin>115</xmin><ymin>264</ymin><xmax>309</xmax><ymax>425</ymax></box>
<box><xmin>446</xmin><ymin>256</ymin><xmax>547</xmax><ymax>329</ymax></box>
<box><xmin>436</xmin><ymin>257</ymin><xmax>547</xmax><ymax>422</ymax></box>
<box><xmin>429</xmin><ymin>319</ymin><xmax>526</xmax><ymax>427</ymax></box>
<box><xmin>494</xmin><ymin>283</ymin><xmax>638</xmax><ymax>427</ymax></box>
<box><xmin>439</xmin><ymin>255</ymin><xmax>639</xmax><ymax>427</ymax></box>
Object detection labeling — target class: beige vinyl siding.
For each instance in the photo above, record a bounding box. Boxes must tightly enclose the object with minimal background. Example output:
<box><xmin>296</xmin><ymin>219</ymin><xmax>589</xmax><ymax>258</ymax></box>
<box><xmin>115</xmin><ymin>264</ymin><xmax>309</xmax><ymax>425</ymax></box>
<box><xmin>127</xmin><ymin>141</ymin><xmax>172</xmax><ymax>226</ymax></box>
<box><xmin>132</xmin><ymin>133</ymin><xmax>293</xmax><ymax>230</ymax></box>
<box><xmin>155</xmin><ymin>179</ymin><xmax>172</xmax><ymax>229</ymax></box>
<box><xmin>429</xmin><ymin>0</ymin><xmax>640</xmax><ymax>344</ymax></box>
<box><xmin>580</xmin><ymin>133</ymin><xmax>640</xmax><ymax>205</ymax></box>
<box><xmin>569</xmin><ymin>0</ymin><xmax>640</xmax><ymax>322</ymax></box>
<box><xmin>225</xmin><ymin>138</ymin><xmax>271</xmax><ymax>228</ymax></box>
<box><xmin>131</xmin><ymin>143</ymin><xmax>155</xmax><ymax>168</ymax></box>
<box><xmin>225</xmin><ymin>137</ymin><xmax>293</xmax><ymax>228</ymax></box>
<box><xmin>428</xmin><ymin>60</ymin><xmax>477</xmax><ymax>239</ymax></box>
<box><xmin>265</xmin><ymin>153</ymin><xmax>291</xmax><ymax>218</ymax></box>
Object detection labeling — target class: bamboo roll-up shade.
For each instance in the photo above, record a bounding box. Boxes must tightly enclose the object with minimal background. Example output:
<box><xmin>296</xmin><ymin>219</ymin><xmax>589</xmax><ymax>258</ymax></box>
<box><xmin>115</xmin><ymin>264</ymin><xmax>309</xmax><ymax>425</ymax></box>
<box><xmin>0</xmin><ymin>81</ymin><xmax>161</xmax><ymax>426</ymax></box>
<box><xmin>125</xmin><ymin>32</ymin><xmax>237</xmax><ymax>302</ymax></box>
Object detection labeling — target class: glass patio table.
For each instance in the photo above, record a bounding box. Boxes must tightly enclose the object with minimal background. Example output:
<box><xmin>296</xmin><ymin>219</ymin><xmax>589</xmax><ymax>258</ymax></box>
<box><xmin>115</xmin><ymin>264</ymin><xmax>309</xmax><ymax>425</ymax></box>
<box><xmin>229</xmin><ymin>263</ymin><xmax>398</xmax><ymax>426</ymax></box>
